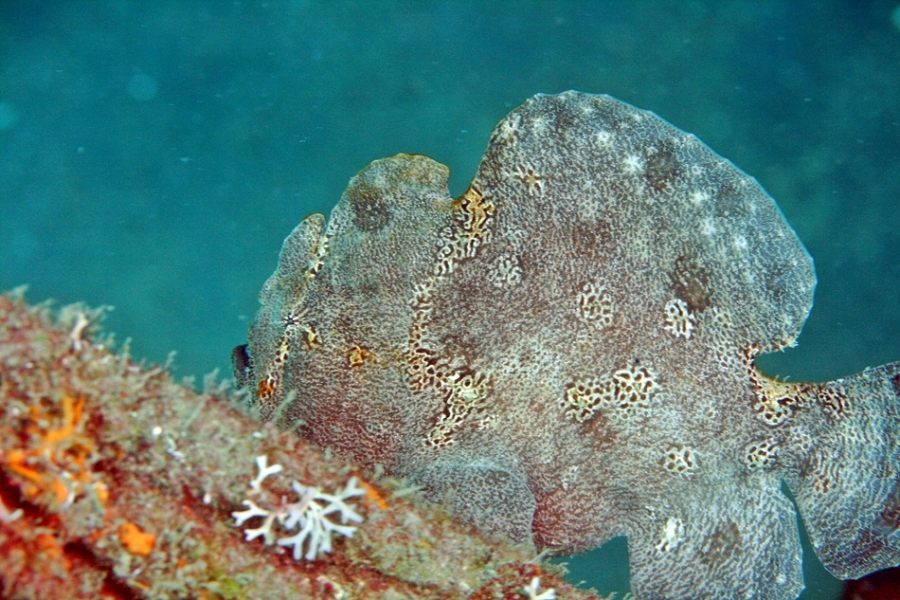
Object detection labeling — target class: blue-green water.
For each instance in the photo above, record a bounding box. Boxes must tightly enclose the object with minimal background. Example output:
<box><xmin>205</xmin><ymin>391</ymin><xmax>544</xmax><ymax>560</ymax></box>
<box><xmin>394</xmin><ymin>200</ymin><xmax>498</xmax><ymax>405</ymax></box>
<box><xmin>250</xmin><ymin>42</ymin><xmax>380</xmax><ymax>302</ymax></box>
<box><xmin>1</xmin><ymin>2</ymin><xmax>899</xmax><ymax>598</ymax></box>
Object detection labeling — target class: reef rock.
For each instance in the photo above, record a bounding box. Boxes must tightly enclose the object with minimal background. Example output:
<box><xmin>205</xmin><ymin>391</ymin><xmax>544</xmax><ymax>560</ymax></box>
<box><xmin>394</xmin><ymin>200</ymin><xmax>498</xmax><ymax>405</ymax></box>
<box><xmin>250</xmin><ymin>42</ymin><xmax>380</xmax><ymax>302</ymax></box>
<box><xmin>235</xmin><ymin>91</ymin><xmax>900</xmax><ymax>599</ymax></box>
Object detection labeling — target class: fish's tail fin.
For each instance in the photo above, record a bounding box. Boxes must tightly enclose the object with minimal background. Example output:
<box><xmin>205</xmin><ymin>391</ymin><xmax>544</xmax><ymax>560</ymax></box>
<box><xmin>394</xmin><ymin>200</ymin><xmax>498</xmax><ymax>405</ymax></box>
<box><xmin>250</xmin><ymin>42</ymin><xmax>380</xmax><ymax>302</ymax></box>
<box><xmin>782</xmin><ymin>361</ymin><xmax>900</xmax><ymax>579</ymax></box>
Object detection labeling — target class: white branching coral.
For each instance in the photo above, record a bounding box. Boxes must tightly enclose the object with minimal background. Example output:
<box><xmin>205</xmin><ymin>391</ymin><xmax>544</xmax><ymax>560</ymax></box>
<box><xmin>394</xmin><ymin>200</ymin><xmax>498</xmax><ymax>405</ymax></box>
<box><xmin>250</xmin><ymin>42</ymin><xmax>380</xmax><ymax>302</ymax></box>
<box><xmin>248</xmin><ymin>454</ymin><xmax>283</xmax><ymax>494</ymax></box>
<box><xmin>521</xmin><ymin>576</ymin><xmax>556</xmax><ymax>600</ymax></box>
<box><xmin>231</xmin><ymin>455</ymin><xmax>365</xmax><ymax>560</ymax></box>
<box><xmin>277</xmin><ymin>479</ymin><xmax>364</xmax><ymax>560</ymax></box>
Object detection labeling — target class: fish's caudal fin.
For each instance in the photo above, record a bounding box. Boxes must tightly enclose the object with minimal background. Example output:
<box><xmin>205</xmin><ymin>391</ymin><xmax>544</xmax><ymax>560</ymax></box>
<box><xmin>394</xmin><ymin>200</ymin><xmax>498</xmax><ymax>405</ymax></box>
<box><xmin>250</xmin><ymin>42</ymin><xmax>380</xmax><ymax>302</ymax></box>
<box><xmin>779</xmin><ymin>361</ymin><xmax>900</xmax><ymax>579</ymax></box>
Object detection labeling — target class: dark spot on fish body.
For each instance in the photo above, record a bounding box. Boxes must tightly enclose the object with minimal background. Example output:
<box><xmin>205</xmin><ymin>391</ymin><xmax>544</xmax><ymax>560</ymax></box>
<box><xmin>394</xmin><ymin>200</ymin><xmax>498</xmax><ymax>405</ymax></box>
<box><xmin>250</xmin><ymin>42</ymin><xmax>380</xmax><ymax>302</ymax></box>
<box><xmin>875</xmin><ymin>478</ymin><xmax>900</xmax><ymax>534</ymax></box>
<box><xmin>349</xmin><ymin>181</ymin><xmax>392</xmax><ymax>233</ymax></box>
<box><xmin>701</xmin><ymin>519</ymin><xmax>742</xmax><ymax>568</ymax></box>
<box><xmin>571</xmin><ymin>219</ymin><xmax>614</xmax><ymax>261</ymax></box>
<box><xmin>669</xmin><ymin>253</ymin><xmax>713</xmax><ymax>313</ymax></box>
<box><xmin>765</xmin><ymin>263</ymin><xmax>790</xmax><ymax>303</ymax></box>
<box><xmin>549</xmin><ymin>98</ymin><xmax>578</xmax><ymax>132</ymax></box>
<box><xmin>715</xmin><ymin>182</ymin><xmax>748</xmax><ymax>219</ymax></box>
<box><xmin>645</xmin><ymin>141</ymin><xmax>680</xmax><ymax>193</ymax></box>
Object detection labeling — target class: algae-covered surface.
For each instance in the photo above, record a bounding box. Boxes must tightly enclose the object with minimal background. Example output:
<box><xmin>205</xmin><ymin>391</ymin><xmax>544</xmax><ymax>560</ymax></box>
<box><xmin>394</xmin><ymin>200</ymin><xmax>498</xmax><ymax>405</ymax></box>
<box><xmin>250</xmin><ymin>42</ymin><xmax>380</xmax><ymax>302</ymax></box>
<box><xmin>0</xmin><ymin>289</ymin><xmax>595</xmax><ymax>599</ymax></box>
<box><xmin>1</xmin><ymin>3</ymin><xmax>900</xmax><ymax>599</ymax></box>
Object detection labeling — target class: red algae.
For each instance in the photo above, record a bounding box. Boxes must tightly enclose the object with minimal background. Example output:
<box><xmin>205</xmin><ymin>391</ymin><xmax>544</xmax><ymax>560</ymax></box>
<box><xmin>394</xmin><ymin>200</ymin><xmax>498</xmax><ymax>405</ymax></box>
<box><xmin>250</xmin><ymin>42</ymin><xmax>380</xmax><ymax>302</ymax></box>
<box><xmin>0</xmin><ymin>288</ymin><xmax>600</xmax><ymax>599</ymax></box>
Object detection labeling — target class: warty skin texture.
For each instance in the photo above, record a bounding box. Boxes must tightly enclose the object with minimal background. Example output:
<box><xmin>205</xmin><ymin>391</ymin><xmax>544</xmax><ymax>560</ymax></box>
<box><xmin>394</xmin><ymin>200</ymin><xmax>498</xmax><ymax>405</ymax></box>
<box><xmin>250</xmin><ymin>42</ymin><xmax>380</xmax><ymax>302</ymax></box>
<box><xmin>236</xmin><ymin>92</ymin><xmax>900</xmax><ymax>599</ymax></box>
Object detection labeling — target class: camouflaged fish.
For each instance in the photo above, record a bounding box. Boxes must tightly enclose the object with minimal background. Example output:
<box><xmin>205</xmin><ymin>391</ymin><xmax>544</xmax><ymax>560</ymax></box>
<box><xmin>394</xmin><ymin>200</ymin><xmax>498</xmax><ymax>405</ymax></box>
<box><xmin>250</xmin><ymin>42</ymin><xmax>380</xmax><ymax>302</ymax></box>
<box><xmin>234</xmin><ymin>92</ymin><xmax>900</xmax><ymax>599</ymax></box>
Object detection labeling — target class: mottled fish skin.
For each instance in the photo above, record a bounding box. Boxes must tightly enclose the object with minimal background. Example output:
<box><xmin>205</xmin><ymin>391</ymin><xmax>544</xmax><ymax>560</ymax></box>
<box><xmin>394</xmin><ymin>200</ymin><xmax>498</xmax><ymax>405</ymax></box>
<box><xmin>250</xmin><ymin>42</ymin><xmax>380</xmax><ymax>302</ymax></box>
<box><xmin>236</xmin><ymin>92</ymin><xmax>900</xmax><ymax>600</ymax></box>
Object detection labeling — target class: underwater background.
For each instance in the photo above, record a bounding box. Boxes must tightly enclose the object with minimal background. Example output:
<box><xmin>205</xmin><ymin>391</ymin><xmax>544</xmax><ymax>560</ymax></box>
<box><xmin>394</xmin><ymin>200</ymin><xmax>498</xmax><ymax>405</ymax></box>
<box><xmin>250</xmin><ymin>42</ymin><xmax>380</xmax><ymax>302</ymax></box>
<box><xmin>1</xmin><ymin>2</ymin><xmax>899</xmax><ymax>598</ymax></box>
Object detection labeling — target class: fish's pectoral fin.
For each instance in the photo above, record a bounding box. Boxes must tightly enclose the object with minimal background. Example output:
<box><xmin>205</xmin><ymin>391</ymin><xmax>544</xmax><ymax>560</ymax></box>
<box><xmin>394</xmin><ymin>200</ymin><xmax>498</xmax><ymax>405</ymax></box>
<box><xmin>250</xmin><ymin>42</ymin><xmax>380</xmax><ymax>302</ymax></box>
<box><xmin>627</xmin><ymin>480</ymin><xmax>803</xmax><ymax>600</ymax></box>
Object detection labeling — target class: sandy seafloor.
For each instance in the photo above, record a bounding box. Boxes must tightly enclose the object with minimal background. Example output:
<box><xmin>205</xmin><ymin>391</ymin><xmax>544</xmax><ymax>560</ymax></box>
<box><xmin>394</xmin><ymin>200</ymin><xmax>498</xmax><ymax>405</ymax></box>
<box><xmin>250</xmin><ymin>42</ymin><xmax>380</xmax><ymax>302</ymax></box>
<box><xmin>1</xmin><ymin>2</ymin><xmax>899</xmax><ymax>598</ymax></box>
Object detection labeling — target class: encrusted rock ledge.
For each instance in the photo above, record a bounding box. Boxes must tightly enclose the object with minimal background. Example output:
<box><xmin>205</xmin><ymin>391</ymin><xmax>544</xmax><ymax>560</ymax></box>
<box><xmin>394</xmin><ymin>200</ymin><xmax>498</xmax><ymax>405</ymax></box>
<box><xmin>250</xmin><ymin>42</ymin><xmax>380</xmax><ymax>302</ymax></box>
<box><xmin>0</xmin><ymin>289</ymin><xmax>600</xmax><ymax>600</ymax></box>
